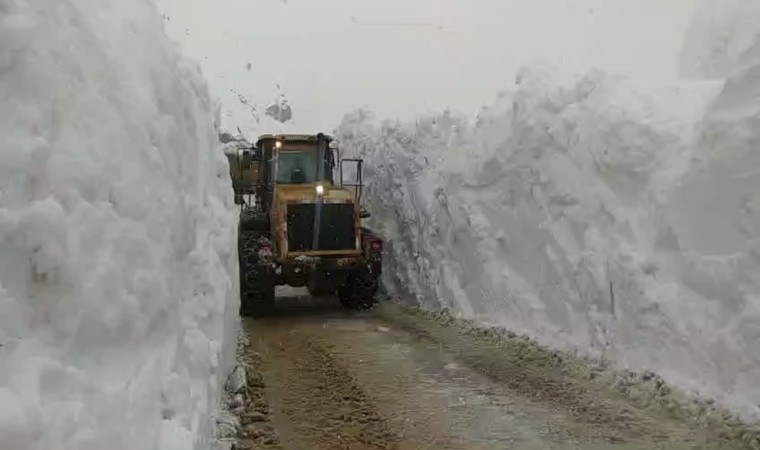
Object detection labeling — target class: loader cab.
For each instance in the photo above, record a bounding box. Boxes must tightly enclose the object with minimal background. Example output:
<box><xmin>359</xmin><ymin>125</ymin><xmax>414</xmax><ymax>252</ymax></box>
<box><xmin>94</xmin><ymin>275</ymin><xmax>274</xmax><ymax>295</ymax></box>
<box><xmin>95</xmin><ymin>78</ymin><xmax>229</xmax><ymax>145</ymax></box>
<box><xmin>275</xmin><ymin>145</ymin><xmax>326</xmax><ymax>184</ymax></box>
<box><xmin>252</xmin><ymin>133</ymin><xmax>368</xmax><ymax>217</ymax></box>
<box><xmin>256</xmin><ymin>133</ymin><xmax>336</xmax><ymax>185</ymax></box>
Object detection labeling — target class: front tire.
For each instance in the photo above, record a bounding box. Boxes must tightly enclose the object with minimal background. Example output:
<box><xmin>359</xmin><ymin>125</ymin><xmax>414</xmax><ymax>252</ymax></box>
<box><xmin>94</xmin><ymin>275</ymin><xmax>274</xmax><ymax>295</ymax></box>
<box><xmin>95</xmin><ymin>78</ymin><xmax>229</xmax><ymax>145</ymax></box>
<box><xmin>239</xmin><ymin>232</ymin><xmax>275</xmax><ymax>317</ymax></box>
<box><xmin>240</xmin><ymin>266</ymin><xmax>275</xmax><ymax>317</ymax></box>
<box><xmin>338</xmin><ymin>267</ymin><xmax>378</xmax><ymax>310</ymax></box>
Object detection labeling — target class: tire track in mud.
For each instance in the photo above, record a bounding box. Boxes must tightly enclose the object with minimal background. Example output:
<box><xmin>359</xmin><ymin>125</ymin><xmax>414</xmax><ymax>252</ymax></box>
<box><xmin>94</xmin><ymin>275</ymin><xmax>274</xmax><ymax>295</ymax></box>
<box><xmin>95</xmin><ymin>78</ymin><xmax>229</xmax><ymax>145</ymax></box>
<box><xmin>244</xmin><ymin>302</ymin><xmax>596</xmax><ymax>450</ymax></box>
<box><xmin>242</xmin><ymin>297</ymin><xmax>751</xmax><ymax>450</ymax></box>
<box><xmin>248</xmin><ymin>317</ymin><xmax>397</xmax><ymax>450</ymax></box>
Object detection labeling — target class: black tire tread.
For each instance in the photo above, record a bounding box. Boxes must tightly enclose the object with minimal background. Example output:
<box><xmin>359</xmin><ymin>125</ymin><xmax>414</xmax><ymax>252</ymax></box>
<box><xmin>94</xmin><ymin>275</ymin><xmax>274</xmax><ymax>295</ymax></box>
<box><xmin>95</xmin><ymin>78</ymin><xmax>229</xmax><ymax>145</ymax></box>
<box><xmin>338</xmin><ymin>267</ymin><xmax>379</xmax><ymax>311</ymax></box>
<box><xmin>239</xmin><ymin>230</ymin><xmax>275</xmax><ymax>317</ymax></box>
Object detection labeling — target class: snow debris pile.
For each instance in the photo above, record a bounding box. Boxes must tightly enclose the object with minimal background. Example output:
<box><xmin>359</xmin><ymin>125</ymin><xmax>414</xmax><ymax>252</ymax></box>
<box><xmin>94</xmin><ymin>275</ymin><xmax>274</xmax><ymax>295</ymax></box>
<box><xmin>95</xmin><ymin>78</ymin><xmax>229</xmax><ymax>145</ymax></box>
<box><xmin>0</xmin><ymin>1</ymin><xmax>239</xmax><ymax>449</ymax></box>
<box><xmin>336</xmin><ymin>1</ymin><xmax>760</xmax><ymax>421</ymax></box>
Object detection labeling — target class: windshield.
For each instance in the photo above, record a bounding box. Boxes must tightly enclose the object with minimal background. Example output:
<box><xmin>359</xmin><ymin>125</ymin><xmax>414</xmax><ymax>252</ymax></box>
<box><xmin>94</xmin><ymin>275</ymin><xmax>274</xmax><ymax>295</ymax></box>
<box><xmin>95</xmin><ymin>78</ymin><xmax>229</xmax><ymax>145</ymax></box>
<box><xmin>275</xmin><ymin>150</ymin><xmax>319</xmax><ymax>184</ymax></box>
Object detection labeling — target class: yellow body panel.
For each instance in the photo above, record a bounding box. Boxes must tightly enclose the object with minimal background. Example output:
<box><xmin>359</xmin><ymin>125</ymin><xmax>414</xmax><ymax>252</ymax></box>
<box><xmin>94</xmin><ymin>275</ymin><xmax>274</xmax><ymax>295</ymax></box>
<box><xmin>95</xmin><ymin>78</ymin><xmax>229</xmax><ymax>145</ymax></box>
<box><xmin>271</xmin><ymin>182</ymin><xmax>361</xmax><ymax>260</ymax></box>
<box><xmin>276</xmin><ymin>183</ymin><xmax>353</xmax><ymax>203</ymax></box>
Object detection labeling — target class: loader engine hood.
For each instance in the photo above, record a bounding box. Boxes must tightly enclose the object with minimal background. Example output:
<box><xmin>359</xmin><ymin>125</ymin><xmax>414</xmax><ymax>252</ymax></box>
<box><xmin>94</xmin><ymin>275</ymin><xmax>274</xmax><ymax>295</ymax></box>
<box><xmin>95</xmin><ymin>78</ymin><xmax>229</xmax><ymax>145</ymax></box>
<box><xmin>272</xmin><ymin>183</ymin><xmax>360</xmax><ymax>258</ymax></box>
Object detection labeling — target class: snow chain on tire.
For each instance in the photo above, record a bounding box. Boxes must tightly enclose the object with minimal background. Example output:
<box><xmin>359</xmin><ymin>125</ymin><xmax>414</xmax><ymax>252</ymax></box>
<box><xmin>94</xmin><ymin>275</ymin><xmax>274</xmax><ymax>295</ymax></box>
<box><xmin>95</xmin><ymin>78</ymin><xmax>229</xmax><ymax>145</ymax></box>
<box><xmin>239</xmin><ymin>231</ymin><xmax>275</xmax><ymax>317</ymax></box>
<box><xmin>338</xmin><ymin>266</ymin><xmax>379</xmax><ymax>311</ymax></box>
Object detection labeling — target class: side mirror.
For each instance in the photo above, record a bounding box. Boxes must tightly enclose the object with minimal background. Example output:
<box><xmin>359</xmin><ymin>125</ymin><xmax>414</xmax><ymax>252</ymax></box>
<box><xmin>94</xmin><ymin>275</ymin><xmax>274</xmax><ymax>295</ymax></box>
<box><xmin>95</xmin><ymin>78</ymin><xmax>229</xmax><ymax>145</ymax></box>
<box><xmin>359</xmin><ymin>209</ymin><xmax>371</xmax><ymax>219</ymax></box>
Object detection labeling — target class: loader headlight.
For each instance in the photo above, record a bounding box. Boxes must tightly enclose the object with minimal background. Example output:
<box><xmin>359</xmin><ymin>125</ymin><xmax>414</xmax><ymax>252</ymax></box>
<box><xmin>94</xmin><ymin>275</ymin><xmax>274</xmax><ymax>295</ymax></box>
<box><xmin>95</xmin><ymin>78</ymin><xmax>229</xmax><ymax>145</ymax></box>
<box><xmin>275</xmin><ymin>140</ymin><xmax>282</xmax><ymax>149</ymax></box>
<box><xmin>315</xmin><ymin>184</ymin><xmax>324</xmax><ymax>195</ymax></box>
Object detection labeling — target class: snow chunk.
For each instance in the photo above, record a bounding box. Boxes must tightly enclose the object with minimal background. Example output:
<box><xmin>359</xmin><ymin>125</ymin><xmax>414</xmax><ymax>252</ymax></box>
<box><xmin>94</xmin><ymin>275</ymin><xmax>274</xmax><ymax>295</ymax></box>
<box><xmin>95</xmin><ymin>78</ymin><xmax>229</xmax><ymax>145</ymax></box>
<box><xmin>224</xmin><ymin>365</ymin><xmax>247</xmax><ymax>395</ymax></box>
<box><xmin>265</xmin><ymin>86</ymin><xmax>293</xmax><ymax>123</ymax></box>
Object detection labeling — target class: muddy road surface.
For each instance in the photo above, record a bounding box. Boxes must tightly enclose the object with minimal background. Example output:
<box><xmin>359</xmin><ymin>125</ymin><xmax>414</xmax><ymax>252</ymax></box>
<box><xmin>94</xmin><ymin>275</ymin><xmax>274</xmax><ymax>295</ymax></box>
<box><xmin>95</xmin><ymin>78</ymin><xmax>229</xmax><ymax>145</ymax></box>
<box><xmin>238</xmin><ymin>292</ymin><xmax>734</xmax><ymax>450</ymax></box>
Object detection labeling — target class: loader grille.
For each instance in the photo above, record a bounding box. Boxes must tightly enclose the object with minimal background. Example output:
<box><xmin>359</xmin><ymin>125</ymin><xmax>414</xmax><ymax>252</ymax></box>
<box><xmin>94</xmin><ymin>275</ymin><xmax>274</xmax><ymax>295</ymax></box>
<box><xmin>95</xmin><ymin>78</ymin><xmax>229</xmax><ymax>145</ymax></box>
<box><xmin>287</xmin><ymin>203</ymin><xmax>356</xmax><ymax>252</ymax></box>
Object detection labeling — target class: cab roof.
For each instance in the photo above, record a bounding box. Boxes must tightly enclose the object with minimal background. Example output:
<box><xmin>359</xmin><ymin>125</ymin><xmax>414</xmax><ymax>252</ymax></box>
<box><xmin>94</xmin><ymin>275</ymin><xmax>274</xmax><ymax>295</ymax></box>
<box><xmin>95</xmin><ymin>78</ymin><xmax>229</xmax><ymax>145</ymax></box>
<box><xmin>256</xmin><ymin>133</ymin><xmax>333</xmax><ymax>143</ymax></box>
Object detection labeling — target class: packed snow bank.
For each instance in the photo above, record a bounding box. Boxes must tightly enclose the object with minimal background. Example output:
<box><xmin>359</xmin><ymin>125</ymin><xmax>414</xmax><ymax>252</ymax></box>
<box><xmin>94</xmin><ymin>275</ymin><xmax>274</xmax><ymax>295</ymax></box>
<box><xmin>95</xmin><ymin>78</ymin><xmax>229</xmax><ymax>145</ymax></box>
<box><xmin>0</xmin><ymin>1</ymin><xmax>239</xmax><ymax>449</ymax></box>
<box><xmin>336</xmin><ymin>56</ymin><xmax>760</xmax><ymax>420</ymax></box>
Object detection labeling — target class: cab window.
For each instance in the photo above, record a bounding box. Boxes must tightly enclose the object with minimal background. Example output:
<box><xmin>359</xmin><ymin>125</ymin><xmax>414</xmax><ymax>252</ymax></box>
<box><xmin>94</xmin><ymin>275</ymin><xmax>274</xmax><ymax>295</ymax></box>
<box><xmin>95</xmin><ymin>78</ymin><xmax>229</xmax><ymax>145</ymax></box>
<box><xmin>276</xmin><ymin>151</ymin><xmax>318</xmax><ymax>184</ymax></box>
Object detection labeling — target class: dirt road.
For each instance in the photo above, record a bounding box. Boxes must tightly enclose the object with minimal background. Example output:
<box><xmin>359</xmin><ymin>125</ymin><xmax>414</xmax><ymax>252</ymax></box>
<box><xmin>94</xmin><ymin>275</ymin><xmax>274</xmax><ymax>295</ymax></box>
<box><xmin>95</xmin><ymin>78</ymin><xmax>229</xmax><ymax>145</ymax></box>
<box><xmin>237</xmin><ymin>293</ymin><xmax>738</xmax><ymax>450</ymax></box>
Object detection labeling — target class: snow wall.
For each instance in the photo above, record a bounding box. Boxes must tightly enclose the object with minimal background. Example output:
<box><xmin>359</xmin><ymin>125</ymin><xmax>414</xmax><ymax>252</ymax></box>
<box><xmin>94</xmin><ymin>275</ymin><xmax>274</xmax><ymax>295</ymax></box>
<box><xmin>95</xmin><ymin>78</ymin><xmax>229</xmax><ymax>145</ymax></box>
<box><xmin>679</xmin><ymin>0</ymin><xmax>760</xmax><ymax>79</ymax></box>
<box><xmin>337</xmin><ymin>2</ymin><xmax>760</xmax><ymax>422</ymax></box>
<box><xmin>0</xmin><ymin>1</ymin><xmax>239</xmax><ymax>449</ymax></box>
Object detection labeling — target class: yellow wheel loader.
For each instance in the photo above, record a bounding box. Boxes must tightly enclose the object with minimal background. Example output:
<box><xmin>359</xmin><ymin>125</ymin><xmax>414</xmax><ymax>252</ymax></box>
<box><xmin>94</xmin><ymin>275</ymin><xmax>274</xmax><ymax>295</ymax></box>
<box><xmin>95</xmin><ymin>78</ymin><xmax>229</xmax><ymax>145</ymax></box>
<box><xmin>227</xmin><ymin>133</ymin><xmax>383</xmax><ymax>316</ymax></box>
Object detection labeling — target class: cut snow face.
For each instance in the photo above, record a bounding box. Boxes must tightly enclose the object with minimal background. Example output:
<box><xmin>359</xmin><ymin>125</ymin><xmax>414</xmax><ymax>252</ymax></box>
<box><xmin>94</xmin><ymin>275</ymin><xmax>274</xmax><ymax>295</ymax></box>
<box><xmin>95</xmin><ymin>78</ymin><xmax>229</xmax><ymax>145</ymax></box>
<box><xmin>0</xmin><ymin>1</ymin><xmax>239</xmax><ymax>450</ymax></box>
<box><xmin>336</xmin><ymin>53</ymin><xmax>760</xmax><ymax>421</ymax></box>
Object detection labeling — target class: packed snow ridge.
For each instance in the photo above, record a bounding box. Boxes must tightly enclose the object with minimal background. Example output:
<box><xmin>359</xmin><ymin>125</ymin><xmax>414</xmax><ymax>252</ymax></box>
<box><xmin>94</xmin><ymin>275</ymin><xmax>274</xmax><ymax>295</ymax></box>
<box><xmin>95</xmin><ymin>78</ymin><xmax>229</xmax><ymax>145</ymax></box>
<box><xmin>0</xmin><ymin>1</ymin><xmax>239</xmax><ymax>449</ymax></box>
<box><xmin>337</xmin><ymin>1</ymin><xmax>760</xmax><ymax>422</ymax></box>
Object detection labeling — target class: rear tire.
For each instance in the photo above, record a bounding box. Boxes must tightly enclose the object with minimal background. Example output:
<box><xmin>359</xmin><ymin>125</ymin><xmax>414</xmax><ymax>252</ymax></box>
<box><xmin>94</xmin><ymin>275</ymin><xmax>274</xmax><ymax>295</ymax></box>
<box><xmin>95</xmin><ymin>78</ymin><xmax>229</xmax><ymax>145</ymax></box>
<box><xmin>338</xmin><ymin>267</ymin><xmax>378</xmax><ymax>310</ymax></box>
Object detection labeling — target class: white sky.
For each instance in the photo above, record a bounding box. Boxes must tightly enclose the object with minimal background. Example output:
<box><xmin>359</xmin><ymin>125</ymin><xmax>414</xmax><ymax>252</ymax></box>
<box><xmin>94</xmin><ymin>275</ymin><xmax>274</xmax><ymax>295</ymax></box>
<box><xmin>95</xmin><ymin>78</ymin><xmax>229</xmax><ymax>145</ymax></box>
<box><xmin>154</xmin><ymin>0</ymin><xmax>697</xmax><ymax>137</ymax></box>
